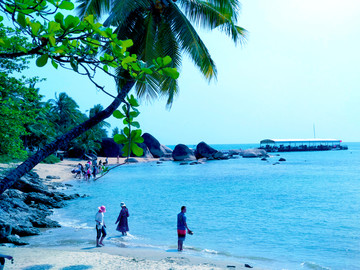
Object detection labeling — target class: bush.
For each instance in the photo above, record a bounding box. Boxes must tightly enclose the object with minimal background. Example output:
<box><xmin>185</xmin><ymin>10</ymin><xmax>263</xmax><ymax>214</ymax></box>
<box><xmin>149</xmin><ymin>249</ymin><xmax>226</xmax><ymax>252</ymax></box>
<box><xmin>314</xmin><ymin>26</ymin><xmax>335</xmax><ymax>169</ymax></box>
<box><xmin>41</xmin><ymin>154</ymin><xmax>61</xmax><ymax>164</ymax></box>
<box><xmin>0</xmin><ymin>154</ymin><xmax>27</xmax><ymax>164</ymax></box>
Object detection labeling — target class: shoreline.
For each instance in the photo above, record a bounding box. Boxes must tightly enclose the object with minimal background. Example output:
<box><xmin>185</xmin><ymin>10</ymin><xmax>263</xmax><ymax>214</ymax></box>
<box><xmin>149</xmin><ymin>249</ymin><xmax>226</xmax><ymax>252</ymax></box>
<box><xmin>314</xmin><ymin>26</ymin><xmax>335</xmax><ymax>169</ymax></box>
<box><xmin>0</xmin><ymin>245</ymin><xmax>255</xmax><ymax>269</ymax></box>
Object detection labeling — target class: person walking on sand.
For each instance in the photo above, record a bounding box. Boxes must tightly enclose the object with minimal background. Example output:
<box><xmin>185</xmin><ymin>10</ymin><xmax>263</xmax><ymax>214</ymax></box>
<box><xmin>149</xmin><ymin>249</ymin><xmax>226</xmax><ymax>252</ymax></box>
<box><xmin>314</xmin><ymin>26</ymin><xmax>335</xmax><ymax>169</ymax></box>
<box><xmin>95</xmin><ymin>205</ymin><xmax>107</xmax><ymax>247</ymax></box>
<box><xmin>177</xmin><ymin>206</ymin><xmax>193</xmax><ymax>251</ymax></box>
<box><xmin>115</xmin><ymin>202</ymin><xmax>129</xmax><ymax>235</ymax></box>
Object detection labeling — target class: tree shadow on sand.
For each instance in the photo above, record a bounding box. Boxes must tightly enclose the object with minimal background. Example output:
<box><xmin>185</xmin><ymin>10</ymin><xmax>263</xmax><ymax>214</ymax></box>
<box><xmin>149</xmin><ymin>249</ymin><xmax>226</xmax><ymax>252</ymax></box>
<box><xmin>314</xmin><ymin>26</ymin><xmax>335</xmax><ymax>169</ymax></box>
<box><xmin>22</xmin><ymin>265</ymin><xmax>53</xmax><ymax>270</ymax></box>
<box><xmin>61</xmin><ymin>265</ymin><xmax>92</xmax><ymax>270</ymax></box>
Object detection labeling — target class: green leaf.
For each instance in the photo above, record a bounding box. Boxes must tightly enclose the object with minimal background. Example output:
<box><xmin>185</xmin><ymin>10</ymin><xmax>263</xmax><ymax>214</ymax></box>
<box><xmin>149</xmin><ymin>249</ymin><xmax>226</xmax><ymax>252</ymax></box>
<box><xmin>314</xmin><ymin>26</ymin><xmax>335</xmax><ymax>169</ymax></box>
<box><xmin>130</xmin><ymin>129</ymin><xmax>142</xmax><ymax>140</ymax></box>
<box><xmin>113</xmin><ymin>110</ymin><xmax>125</xmax><ymax>119</ymax></box>
<box><xmin>121</xmin><ymin>144</ymin><xmax>130</xmax><ymax>157</ymax></box>
<box><xmin>129</xmin><ymin>111</ymin><xmax>140</xmax><ymax>118</ymax></box>
<box><xmin>123</xmin><ymin>127</ymin><xmax>130</xmax><ymax>136</ymax></box>
<box><xmin>122</xmin><ymin>39</ymin><xmax>133</xmax><ymax>48</ymax></box>
<box><xmin>17</xmin><ymin>13</ymin><xmax>27</xmax><ymax>28</ymax></box>
<box><xmin>142</xmin><ymin>68</ymin><xmax>153</xmax><ymax>75</ymax></box>
<box><xmin>130</xmin><ymin>121</ymin><xmax>140</xmax><ymax>128</ymax></box>
<box><xmin>128</xmin><ymin>95</ymin><xmax>139</xmax><ymax>107</ymax></box>
<box><xmin>70</xmin><ymin>58</ymin><xmax>78</xmax><ymax>72</ymax></box>
<box><xmin>51</xmin><ymin>59</ymin><xmax>58</xmax><ymax>69</ymax></box>
<box><xmin>162</xmin><ymin>67</ymin><xmax>180</xmax><ymax>79</ymax></box>
<box><xmin>58</xmin><ymin>1</ymin><xmax>74</xmax><ymax>10</ymax></box>
<box><xmin>54</xmin><ymin>12</ymin><xmax>64</xmax><ymax>24</ymax></box>
<box><xmin>49</xmin><ymin>36</ymin><xmax>56</xmax><ymax>46</ymax></box>
<box><xmin>36</xmin><ymin>54</ymin><xmax>49</xmax><ymax>67</ymax></box>
<box><xmin>114</xmin><ymin>134</ymin><xmax>128</xmax><ymax>144</ymax></box>
<box><xmin>48</xmin><ymin>21</ymin><xmax>61</xmax><ymax>33</ymax></box>
<box><xmin>30</xmin><ymin>22</ymin><xmax>41</xmax><ymax>36</ymax></box>
<box><xmin>163</xmin><ymin>56</ymin><xmax>172</xmax><ymax>66</ymax></box>
<box><xmin>64</xmin><ymin>15</ymin><xmax>80</xmax><ymax>29</ymax></box>
<box><xmin>0</xmin><ymin>16</ymin><xmax>3</xmax><ymax>22</ymax></box>
<box><xmin>131</xmin><ymin>143</ymin><xmax>143</xmax><ymax>156</ymax></box>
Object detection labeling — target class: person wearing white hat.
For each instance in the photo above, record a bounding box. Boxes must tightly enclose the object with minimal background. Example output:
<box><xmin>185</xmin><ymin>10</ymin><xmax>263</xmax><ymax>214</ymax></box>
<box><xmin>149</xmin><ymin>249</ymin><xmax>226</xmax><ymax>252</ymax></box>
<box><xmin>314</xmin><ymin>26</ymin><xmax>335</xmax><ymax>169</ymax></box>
<box><xmin>95</xmin><ymin>205</ymin><xmax>107</xmax><ymax>247</ymax></box>
<box><xmin>115</xmin><ymin>202</ymin><xmax>130</xmax><ymax>235</ymax></box>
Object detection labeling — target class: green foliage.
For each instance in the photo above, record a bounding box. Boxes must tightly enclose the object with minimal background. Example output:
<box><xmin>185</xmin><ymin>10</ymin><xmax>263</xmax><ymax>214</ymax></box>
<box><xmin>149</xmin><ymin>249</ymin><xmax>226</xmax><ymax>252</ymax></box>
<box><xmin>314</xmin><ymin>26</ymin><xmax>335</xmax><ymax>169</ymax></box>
<box><xmin>112</xmin><ymin>94</ymin><xmax>144</xmax><ymax>159</ymax></box>
<box><xmin>0</xmin><ymin>27</ymin><xmax>44</xmax><ymax>158</ymax></box>
<box><xmin>0</xmin><ymin>0</ymin><xmax>179</xmax><ymax>94</ymax></box>
<box><xmin>41</xmin><ymin>154</ymin><xmax>61</xmax><ymax>164</ymax></box>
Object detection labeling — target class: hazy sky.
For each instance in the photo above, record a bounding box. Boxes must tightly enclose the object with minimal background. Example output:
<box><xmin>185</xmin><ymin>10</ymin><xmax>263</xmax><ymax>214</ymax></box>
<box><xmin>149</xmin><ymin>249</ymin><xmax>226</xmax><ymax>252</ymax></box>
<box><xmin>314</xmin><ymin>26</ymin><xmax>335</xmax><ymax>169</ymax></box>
<box><xmin>29</xmin><ymin>0</ymin><xmax>360</xmax><ymax>145</ymax></box>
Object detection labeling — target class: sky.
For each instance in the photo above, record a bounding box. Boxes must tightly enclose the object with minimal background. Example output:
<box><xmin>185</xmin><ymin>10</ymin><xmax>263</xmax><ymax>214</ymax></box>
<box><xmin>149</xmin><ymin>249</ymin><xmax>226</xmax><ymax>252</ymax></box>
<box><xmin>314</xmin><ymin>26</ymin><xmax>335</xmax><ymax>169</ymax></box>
<box><xmin>26</xmin><ymin>0</ymin><xmax>360</xmax><ymax>145</ymax></box>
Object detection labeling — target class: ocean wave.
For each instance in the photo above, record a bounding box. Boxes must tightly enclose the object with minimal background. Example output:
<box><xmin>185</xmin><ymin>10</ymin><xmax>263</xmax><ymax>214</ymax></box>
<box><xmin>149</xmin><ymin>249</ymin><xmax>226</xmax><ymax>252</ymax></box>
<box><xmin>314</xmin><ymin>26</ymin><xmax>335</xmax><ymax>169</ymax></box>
<box><xmin>301</xmin><ymin>261</ymin><xmax>331</xmax><ymax>270</ymax></box>
<box><xmin>58</xmin><ymin>220</ymin><xmax>93</xmax><ymax>230</ymax></box>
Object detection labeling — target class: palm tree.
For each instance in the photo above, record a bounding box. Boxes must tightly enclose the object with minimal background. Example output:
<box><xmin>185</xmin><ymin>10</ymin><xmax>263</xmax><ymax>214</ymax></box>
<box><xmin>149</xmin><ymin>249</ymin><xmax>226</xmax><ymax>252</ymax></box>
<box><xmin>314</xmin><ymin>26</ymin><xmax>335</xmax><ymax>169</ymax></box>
<box><xmin>48</xmin><ymin>92</ymin><xmax>83</xmax><ymax>134</ymax></box>
<box><xmin>76</xmin><ymin>0</ymin><xmax>246</xmax><ymax>105</ymax></box>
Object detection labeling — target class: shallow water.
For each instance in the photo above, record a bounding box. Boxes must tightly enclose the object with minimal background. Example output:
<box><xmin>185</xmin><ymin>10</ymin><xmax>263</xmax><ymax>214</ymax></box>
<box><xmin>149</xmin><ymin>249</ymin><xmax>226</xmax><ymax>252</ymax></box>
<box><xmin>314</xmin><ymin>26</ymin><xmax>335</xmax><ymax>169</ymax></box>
<box><xmin>26</xmin><ymin>143</ymin><xmax>360</xmax><ymax>270</ymax></box>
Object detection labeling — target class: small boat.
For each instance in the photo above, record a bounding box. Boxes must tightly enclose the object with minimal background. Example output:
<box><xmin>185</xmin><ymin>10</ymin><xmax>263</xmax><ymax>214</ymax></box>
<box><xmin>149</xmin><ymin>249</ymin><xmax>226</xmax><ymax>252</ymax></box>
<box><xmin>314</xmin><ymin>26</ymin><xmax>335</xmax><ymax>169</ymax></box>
<box><xmin>259</xmin><ymin>139</ymin><xmax>348</xmax><ymax>152</ymax></box>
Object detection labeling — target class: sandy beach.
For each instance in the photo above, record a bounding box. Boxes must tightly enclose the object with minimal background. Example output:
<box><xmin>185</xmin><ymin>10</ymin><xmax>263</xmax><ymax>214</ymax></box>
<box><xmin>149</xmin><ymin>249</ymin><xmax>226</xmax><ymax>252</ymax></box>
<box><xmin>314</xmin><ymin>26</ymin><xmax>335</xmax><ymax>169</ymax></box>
<box><xmin>0</xmin><ymin>245</ymin><xmax>253</xmax><ymax>269</ymax></box>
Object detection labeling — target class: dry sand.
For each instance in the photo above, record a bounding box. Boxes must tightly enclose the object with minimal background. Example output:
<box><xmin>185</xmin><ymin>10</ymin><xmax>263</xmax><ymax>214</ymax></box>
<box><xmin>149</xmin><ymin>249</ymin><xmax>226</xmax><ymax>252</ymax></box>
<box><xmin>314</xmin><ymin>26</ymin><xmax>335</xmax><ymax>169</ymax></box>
<box><xmin>0</xmin><ymin>245</ymin><xmax>253</xmax><ymax>269</ymax></box>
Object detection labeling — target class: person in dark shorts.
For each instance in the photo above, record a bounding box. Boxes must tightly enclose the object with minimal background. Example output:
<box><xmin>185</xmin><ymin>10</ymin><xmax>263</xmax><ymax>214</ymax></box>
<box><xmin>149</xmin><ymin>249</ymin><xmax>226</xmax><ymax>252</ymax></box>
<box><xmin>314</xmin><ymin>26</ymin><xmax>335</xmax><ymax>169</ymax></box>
<box><xmin>177</xmin><ymin>206</ymin><xmax>193</xmax><ymax>251</ymax></box>
<box><xmin>95</xmin><ymin>205</ymin><xmax>107</xmax><ymax>247</ymax></box>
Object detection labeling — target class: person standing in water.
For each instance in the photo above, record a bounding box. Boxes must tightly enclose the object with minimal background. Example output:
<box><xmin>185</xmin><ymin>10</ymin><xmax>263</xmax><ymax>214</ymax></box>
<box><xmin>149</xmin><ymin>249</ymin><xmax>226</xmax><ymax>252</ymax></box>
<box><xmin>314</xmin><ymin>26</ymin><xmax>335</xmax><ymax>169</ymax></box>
<box><xmin>95</xmin><ymin>205</ymin><xmax>107</xmax><ymax>247</ymax></box>
<box><xmin>177</xmin><ymin>206</ymin><xmax>193</xmax><ymax>251</ymax></box>
<box><xmin>115</xmin><ymin>202</ymin><xmax>129</xmax><ymax>235</ymax></box>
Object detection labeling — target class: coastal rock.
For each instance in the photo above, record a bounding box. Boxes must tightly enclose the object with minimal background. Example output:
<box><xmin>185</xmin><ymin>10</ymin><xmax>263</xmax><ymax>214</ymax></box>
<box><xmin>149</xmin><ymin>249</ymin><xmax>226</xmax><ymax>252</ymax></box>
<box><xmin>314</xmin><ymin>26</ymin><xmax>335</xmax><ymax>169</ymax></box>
<box><xmin>99</xmin><ymin>138</ymin><xmax>123</xmax><ymax>157</ymax></box>
<box><xmin>241</xmin><ymin>148</ymin><xmax>267</xmax><ymax>158</ymax></box>
<box><xmin>279</xmin><ymin>158</ymin><xmax>286</xmax><ymax>162</ymax></box>
<box><xmin>159</xmin><ymin>157</ymin><xmax>173</xmax><ymax>162</ymax></box>
<box><xmin>195</xmin><ymin>142</ymin><xmax>218</xmax><ymax>159</ymax></box>
<box><xmin>261</xmin><ymin>157</ymin><xmax>267</xmax><ymax>161</ymax></box>
<box><xmin>195</xmin><ymin>142</ymin><xmax>230</xmax><ymax>160</ymax></box>
<box><xmin>126</xmin><ymin>158</ymin><xmax>139</xmax><ymax>163</ymax></box>
<box><xmin>142</xmin><ymin>133</ymin><xmax>172</xmax><ymax>158</ymax></box>
<box><xmin>25</xmin><ymin>192</ymin><xmax>66</xmax><ymax>208</ymax></box>
<box><xmin>179</xmin><ymin>162</ymin><xmax>188</xmax><ymax>165</ymax></box>
<box><xmin>11</xmin><ymin>177</ymin><xmax>52</xmax><ymax>196</ymax></box>
<box><xmin>228</xmin><ymin>149</ymin><xmax>242</xmax><ymax>156</ymax></box>
<box><xmin>0</xmin><ymin>172</ymin><xmax>80</xmax><ymax>245</ymax></box>
<box><xmin>172</xmin><ymin>144</ymin><xmax>196</xmax><ymax>161</ymax></box>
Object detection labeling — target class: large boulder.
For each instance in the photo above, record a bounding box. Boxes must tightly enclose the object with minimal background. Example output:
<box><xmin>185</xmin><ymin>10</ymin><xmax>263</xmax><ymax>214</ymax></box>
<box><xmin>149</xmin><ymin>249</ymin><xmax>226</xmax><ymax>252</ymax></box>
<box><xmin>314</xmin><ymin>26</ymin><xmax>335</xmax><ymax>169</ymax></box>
<box><xmin>172</xmin><ymin>144</ymin><xmax>196</xmax><ymax>161</ymax></box>
<box><xmin>241</xmin><ymin>148</ymin><xmax>267</xmax><ymax>158</ymax></box>
<box><xmin>142</xmin><ymin>133</ymin><xmax>172</xmax><ymax>158</ymax></box>
<box><xmin>99</xmin><ymin>138</ymin><xmax>123</xmax><ymax>157</ymax></box>
<box><xmin>195</xmin><ymin>142</ymin><xmax>218</xmax><ymax>159</ymax></box>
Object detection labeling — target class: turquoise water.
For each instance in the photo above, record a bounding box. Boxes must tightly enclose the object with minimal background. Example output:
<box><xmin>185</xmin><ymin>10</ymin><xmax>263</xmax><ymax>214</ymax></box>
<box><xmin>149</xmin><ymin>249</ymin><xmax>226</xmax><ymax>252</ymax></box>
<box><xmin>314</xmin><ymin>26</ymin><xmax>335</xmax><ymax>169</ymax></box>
<box><xmin>27</xmin><ymin>143</ymin><xmax>360</xmax><ymax>269</ymax></box>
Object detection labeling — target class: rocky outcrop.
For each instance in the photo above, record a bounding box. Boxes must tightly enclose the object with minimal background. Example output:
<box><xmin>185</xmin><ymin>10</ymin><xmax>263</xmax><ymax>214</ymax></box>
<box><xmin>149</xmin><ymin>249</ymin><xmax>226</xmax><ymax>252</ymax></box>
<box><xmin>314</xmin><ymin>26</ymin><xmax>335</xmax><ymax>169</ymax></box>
<box><xmin>172</xmin><ymin>144</ymin><xmax>196</xmax><ymax>161</ymax></box>
<box><xmin>142</xmin><ymin>133</ymin><xmax>172</xmax><ymax>158</ymax></box>
<box><xmin>195</xmin><ymin>142</ymin><xmax>218</xmax><ymax>159</ymax></box>
<box><xmin>99</xmin><ymin>138</ymin><xmax>123</xmax><ymax>157</ymax></box>
<box><xmin>241</xmin><ymin>148</ymin><xmax>268</xmax><ymax>158</ymax></box>
<box><xmin>99</xmin><ymin>138</ymin><xmax>153</xmax><ymax>158</ymax></box>
<box><xmin>0</xmin><ymin>172</ymin><xmax>80</xmax><ymax>245</ymax></box>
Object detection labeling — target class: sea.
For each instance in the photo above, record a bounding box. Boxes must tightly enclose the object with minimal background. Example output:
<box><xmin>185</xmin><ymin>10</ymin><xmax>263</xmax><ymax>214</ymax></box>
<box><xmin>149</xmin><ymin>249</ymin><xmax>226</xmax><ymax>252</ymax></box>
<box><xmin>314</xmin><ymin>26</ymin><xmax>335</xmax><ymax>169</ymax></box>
<box><xmin>24</xmin><ymin>142</ymin><xmax>360</xmax><ymax>270</ymax></box>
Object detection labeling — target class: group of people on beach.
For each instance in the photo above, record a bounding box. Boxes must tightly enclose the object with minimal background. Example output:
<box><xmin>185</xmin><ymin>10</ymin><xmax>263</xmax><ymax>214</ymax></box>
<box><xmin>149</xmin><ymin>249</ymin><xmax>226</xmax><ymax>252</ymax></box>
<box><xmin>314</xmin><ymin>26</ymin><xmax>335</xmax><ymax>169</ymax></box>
<box><xmin>73</xmin><ymin>158</ymin><xmax>108</xmax><ymax>180</ymax></box>
<box><xmin>95</xmin><ymin>202</ymin><xmax>130</xmax><ymax>247</ymax></box>
<box><xmin>95</xmin><ymin>204</ymin><xmax>192</xmax><ymax>251</ymax></box>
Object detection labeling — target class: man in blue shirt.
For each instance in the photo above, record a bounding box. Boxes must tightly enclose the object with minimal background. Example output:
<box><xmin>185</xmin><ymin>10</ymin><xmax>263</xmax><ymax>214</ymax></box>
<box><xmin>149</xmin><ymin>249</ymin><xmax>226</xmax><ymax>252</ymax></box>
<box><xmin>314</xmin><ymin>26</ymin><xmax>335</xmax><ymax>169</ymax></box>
<box><xmin>177</xmin><ymin>206</ymin><xmax>193</xmax><ymax>251</ymax></box>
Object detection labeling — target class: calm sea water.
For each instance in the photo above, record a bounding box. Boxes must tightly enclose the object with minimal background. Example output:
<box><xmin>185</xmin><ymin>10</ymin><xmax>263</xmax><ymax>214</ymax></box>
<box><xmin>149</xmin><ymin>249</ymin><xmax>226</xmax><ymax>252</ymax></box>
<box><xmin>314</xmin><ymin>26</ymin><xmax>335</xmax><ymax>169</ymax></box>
<box><xmin>26</xmin><ymin>143</ymin><xmax>360</xmax><ymax>270</ymax></box>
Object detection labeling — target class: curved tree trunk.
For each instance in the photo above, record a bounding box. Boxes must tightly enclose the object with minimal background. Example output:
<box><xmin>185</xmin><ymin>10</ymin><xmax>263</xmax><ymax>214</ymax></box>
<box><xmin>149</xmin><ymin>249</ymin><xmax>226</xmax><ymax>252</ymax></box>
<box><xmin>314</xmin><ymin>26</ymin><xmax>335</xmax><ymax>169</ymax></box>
<box><xmin>0</xmin><ymin>80</ymin><xmax>135</xmax><ymax>195</ymax></box>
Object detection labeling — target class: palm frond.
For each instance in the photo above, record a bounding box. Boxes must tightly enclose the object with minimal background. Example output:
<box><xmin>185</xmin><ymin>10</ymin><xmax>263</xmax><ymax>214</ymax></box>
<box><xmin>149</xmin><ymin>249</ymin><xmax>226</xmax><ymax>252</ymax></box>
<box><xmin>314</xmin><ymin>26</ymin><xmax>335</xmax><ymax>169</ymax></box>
<box><xmin>166</xmin><ymin>3</ymin><xmax>217</xmax><ymax>81</ymax></box>
<box><xmin>76</xmin><ymin>0</ymin><xmax>111</xmax><ymax>19</ymax></box>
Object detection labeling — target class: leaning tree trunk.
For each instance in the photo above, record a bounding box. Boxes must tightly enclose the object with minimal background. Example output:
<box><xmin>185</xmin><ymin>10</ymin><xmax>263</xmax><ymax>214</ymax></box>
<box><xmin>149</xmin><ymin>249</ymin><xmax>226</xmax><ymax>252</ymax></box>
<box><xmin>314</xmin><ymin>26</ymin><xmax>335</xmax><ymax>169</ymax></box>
<box><xmin>0</xmin><ymin>80</ymin><xmax>135</xmax><ymax>195</ymax></box>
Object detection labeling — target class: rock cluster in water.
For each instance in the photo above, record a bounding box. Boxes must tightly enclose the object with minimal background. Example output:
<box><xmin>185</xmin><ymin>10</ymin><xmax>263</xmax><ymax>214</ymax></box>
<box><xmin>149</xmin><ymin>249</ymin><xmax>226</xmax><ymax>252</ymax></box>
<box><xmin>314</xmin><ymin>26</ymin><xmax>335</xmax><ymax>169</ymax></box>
<box><xmin>0</xmin><ymin>171</ymin><xmax>82</xmax><ymax>245</ymax></box>
<box><xmin>99</xmin><ymin>132</ymin><xmax>269</xmax><ymax>163</ymax></box>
